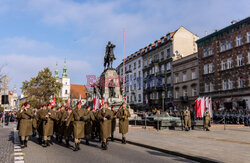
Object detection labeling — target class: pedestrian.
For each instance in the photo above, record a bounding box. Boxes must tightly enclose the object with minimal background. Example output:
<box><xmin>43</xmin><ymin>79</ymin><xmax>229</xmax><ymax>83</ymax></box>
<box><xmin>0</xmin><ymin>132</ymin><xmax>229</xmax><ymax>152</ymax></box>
<box><xmin>184</xmin><ymin>106</ymin><xmax>191</xmax><ymax>131</ymax></box>
<box><xmin>97</xmin><ymin>101</ymin><xmax>112</xmax><ymax>150</ymax></box>
<box><xmin>110</xmin><ymin>105</ymin><xmax>117</xmax><ymax>142</ymax></box>
<box><xmin>16</xmin><ymin>102</ymin><xmax>34</xmax><ymax>148</ymax></box>
<box><xmin>84</xmin><ymin>105</ymin><xmax>95</xmax><ymax>145</ymax></box>
<box><xmin>204</xmin><ymin>107</ymin><xmax>211</xmax><ymax>131</ymax></box>
<box><xmin>66</xmin><ymin>101</ymin><xmax>89</xmax><ymax>151</ymax></box>
<box><xmin>116</xmin><ymin>102</ymin><xmax>131</xmax><ymax>144</ymax></box>
<box><xmin>41</xmin><ymin>103</ymin><xmax>58</xmax><ymax>147</ymax></box>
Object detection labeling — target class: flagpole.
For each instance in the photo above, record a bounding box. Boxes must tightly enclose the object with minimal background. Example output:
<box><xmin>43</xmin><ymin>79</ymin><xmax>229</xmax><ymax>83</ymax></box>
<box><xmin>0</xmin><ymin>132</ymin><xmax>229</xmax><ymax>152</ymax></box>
<box><xmin>123</xmin><ymin>28</ymin><xmax>126</xmax><ymax>104</ymax></box>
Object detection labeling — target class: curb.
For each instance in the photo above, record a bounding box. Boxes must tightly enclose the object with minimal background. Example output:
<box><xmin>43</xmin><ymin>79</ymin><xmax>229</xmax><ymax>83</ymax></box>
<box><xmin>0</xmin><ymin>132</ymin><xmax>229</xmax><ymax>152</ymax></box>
<box><xmin>114</xmin><ymin>138</ymin><xmax>219</xmax><ymax>163</ymax></box>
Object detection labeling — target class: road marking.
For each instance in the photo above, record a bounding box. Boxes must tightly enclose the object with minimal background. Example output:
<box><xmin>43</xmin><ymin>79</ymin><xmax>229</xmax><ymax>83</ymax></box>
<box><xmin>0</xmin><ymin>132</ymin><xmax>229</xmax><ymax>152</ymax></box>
<box><xmin>13</xmin><ymin>128</ymin><xmax>25</xmax><ymax>163</ymax></box>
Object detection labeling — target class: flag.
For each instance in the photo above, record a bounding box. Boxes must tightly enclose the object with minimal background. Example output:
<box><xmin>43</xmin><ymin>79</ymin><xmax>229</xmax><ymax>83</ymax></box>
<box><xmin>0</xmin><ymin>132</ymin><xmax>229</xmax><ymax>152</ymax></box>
<box><xmin>95</xmin><ymin>96</ymin><xmax>99</xmax><ymax>110</ymax></box>
<box><xmin>93</xmin><ymin>95</ymin><xmax>96</xmax><ymax>109</ymax></box>
<box><xmin>195</xmin><ymin>99</ymin><xmax>198</xmax><ymax>118</ymax></box>
<box><xmin>201</xmin><ymin>97</ymin><xmax>205</xmax><ymax>117</ymax></box>
<box><xmin>198</xmin><ymin>98</ymin><xmax>202</xmax><ymax>118</ymax></box>
<box><xmin>66</xmin><ymin>98</ymin><xmax>69</xmax><ymax>107</ymax></box>
<box><xmin>53</xmin><ymin>96</ymin><xmax>56</xmax><ymax>107</ymax></box>
<box><xmin>209</xmin><ymin>97</ymin><xmax>213</xmax><ymax>117</ymax></box>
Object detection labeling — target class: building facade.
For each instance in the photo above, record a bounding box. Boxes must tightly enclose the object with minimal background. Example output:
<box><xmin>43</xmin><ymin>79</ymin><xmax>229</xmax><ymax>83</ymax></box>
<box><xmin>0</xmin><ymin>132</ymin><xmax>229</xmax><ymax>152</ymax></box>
<box><xmin>117</xmin><ymin>52</ymin><xmax>144</xmax><ymax>108</ymax></box>
<box><xmin>196</xmin><ymin>17</ymin><xmax>250</xmax><ymax>111</ymax></box>
<box><xmin>172</xmin><ymin>53</ymin><xmax>199</xmax><ymax>111</ymax></box>
<box><xmin>142</xmin><ymin>26</ymin><xmax>199</xmax><ymax>111</ymax></box>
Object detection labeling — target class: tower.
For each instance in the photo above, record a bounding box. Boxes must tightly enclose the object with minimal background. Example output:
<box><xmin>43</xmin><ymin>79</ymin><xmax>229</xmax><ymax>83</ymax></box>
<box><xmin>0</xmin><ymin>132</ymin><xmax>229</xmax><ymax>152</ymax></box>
<box><xmin>55</xmin><ymin>63</ymin><xmax>59</xmax><ymax>81</ymax></box>
<box><xmin>61</xmin><ymin>59</ymin><xmax>70</xmax><ymax>101</ymax></box>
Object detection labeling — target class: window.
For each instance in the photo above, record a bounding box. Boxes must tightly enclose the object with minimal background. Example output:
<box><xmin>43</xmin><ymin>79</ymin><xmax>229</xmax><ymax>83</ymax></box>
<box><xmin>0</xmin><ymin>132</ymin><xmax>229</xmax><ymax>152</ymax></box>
<box><xmin>236</xmin><ymin>35</ymin><xmax>242</xmax><ymax>46</ymax></box>
<box><xmin>247</xmin><ymin>31</ymin><xmax>250</xmax><ymax>43</ymax></box>
<box><xmin>203</xmin><ymin>48</ymin><xmax>208</xmax><ymax>57</ymax></box>
<box><xmin>248</xmin><ymin>52</ymin><xmax>250</xmax><ymax>64</ymax></box>
<box><xmin>65</xmin><ymin>90</ymin><xmax>68</xmax><ymax>94</ymax></box>
<box><xmin>208</xmin><ymin>46</ymin><xmax>213</xmax><ymax>55</ymax></box>
<box><xmin>155</xmin><ymin>65</ymin><xmax>158</xmax><ymax>73</ymax></box>
<box><xmin>237</xmin><ymin>55</ymin><xmax>243</xmax><ymax>66</ymax></box>
<box><xmin>161</xmin><ymin>64</ymin><xmax>165</xmax><ymax>73</ymax></box>
<box><xmin>183</xmin><ymin>73</ymin><xmax>187</xmax><ymax>82</ymax></box>
<box><xmin>162</xmin><ymin>78</ymin><xmax>165</xmax><ymax>85</ymax></box>
<box><xmin>139</xmin><ymin>94</ymin><xmax>141</xmax><ymax>102</ymax></box>
<box><xmin>152</xmin><ymin>67</ymin><xmax>155</xmax><ymax>74</ymax></box>
<box><xmin>167</xmin><ymin>48</ymin><xmax>170</xmax><ymax>57</ymax></box>
<box><xmin>222</xmin><ymin>80</ymin><xmax>227</xmax><ymax>90</ymax></box>
<box><xmin>238</xmin><ymin>78</ymin><xmax>244</xmax><ymax>88</ymax></box>
<box><xmin>192</xmin><ymin>71</ymin><xmax>196</xmax><ymax>79</ymax></box>
<box><xmin>220</xmin><ymin>41</ymin><xmax>226</xmax><ymax>52</ymax></box>
<box><xmin>204</xmin><ymin>64</ymin><xmax>208</xmax><ymax>74</ymax></box>
<box><xmin>167</xmin><ymin>62</ymin><xmax>171</xmax><ymax>70</ymax></box>
<box><xmin>144</xmin><ymin>61</ymin><xmax>147</xmax><ymax>67</ymax></box>
<box><xmin>175</xmin><ymin>75</ymin><xmax>179</xmax><ymax>83</ymax></box>
<box><xmin>175</xmin><ymin>90</ymin><xmax>179</xmax><ymax>99</ymax></box>
<box><xmin>138</xmin><ymin>60</ymin><xmax>141</xmax><ymax>68</ymax></box>
<box><xmin>134</xmin><ymin>73</ymin><xmax>136</xmax><ymax>80</ymax></box>
<box><xmin>221</xmin><ymin>60</ymin><xmax>227</xmax><ymax>70</ymax></box>
<box><xmin>228</xmin><ymin>79</ymin><xmax>233</xmax><ymax>90</ymax></box>
<box><xmin>209</xmin><ymin>63</ymin><xmax>213</xmax><ymax>73</ymax></box>
<box><xmin>227</xmin><ymin>58</ymin><xmax>232</xmax><ymax>69</ymax></box>
<box><xmin>167</xmin><ymin>91</ymin><xmax>172</xmax><ymax>98</ymax></box>
<box><xmin>205</xmin><ymin>83</ymin><xmax>209</xmax><ymax>92</ymax></box>
<box><xmin>210</xmin><ymin>82</ymin><xmax>214</xmax><ymax>92</ymax></box>
<box><xmin>149</xmin><ymin>58</ymin><xmax>152</xmax><ymax>64</ymax></box>
<box><xmin>134</xmin><ymin>62</ymin><xmax>136</xmax><ymax>69</ymax></box>
<box><xmin>161</xmin><ymin>52</ymin><xmax>164</xmax><ymax>60</ymax></box>
<box><xmin>183</xmin><ymin>88</ymin><xmax>187</xmax><ymax>97</ymax></box>
<box><xmin>192</xmin><ymin>87</ymin><xmax>197</xmax><ymax>96</ymax></box>
<box><xmin>226</xmin><ymin>40</ymin><xmax>231</xmax><ymax>49</ymax></box>
<box><xmin>129</xmin><ymin>65</ymin><xmax>131</xmax><ymax>71</ymax></box>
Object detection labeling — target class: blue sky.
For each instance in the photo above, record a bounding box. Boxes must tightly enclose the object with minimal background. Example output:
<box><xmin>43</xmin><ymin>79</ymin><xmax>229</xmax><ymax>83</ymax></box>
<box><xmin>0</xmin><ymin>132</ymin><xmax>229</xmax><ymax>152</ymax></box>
<box><xmin>0</xmin><ymin>0</ymin><xmax>249</xmax><ymax>94</ymax></box>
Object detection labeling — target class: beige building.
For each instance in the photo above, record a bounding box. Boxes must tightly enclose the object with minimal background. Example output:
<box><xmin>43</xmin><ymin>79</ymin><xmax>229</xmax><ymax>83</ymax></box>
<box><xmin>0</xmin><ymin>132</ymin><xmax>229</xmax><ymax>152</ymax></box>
<box><xmin>142</xmin><ymin>26</ymin><xmax>199</xmax><ymax>111</ymax></box>
<box><xmin>172</xmin><ymin>53</ymin><xmax>199</xmax><ymax>111</ymax></box>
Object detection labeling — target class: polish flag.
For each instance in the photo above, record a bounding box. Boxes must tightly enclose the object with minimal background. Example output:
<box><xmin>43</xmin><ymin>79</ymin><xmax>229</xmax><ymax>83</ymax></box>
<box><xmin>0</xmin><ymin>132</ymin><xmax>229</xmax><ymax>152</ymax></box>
<box><xmin>209</xmin><ymin>97</ymin><xmax>213</xmax><ymax>117</ymax></box>
<box><xmin>201</xmin><ymin>97</ymin><xmax>205</xmax><ymax>117</ymax></box>
<box><xmin>198</xmin><ymin>98</ymin><xmax>202</xmax><ymax>118</ymax></box>
<box><xmin>66</xmin><ymin>99</ymin><xmax>69</xmax><ymax>107</ymax></box>
<box><xmin>195</xmin><ymin>99</ymin><xmax>198</xmax><ymax>117</ymax></box>
<box><xmin>93</xmin><ymin>95</ymin><xmax>96</xmax><ymax>109</ymax></box>
<box><xmin>53</xmin><ymin>96</ymin><xmax>56</xmax><ymax>107</ymax></box>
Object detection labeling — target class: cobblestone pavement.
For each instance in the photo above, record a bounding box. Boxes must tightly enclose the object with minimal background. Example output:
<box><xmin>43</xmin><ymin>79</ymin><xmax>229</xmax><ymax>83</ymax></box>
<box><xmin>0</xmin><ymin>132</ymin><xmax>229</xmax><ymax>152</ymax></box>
<box><xmin>0</xmin><ymin>123</ymin><xmax>15</xmax><ymax>163</ymax></box>
<box><xmin>23</xmin><ymin>136</ymin><xmax>196</xmax><ymax>163</ymax></box>
<box><xmin>114</xmin><ymin>126</ymin><xmax>250</xmax><ymax>163</ymax></box>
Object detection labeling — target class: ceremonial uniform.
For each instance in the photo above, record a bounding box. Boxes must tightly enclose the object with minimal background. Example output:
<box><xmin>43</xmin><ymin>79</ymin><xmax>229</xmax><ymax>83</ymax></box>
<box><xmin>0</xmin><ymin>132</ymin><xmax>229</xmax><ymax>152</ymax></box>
<box><xmin>16</xmin><ymin>107</ymin><xmax>34</xmax><ymax>148</ymax></box>
<box><xmin>35</xmin><ymin>107</ymin><xmax>45</xmax><ymax>144</ymax></box>
<box><xmin>64</xmin><ymin>111</ymin><xmax>73</xmax><ymax>146</ymax></box>
<box><xmin>41</xmin><ymin>109</ymin><xmax>58</xmax><ymax>147</ymax></box>
<box><xmin>97</xmin><ymin>108</ymin><xmax>112</xmax><ymax>150</ymax></box>
<box><xmin>58</xmin><ymin>109</ymin><xmax>67</xmax><ymax>143</ymax></box>
<box><xmin>184</xmin><ymin>109</ymin><xmax>191</xmax><ymax>131</ymax></box>
<box><xmin>111</xmin><ymin>109</ymin><xmax>117</xmax><ymax>141</ymax></box>
<box><xmin>84</xmin><ymin>110</ymin><xmax>95</xmax><ymax>144</ymax></box>
<box><xmin>204</xmin><ymin>110</ymin><xmax>211</xmax><ymax>131</ymax></box>
<box><xmin>66</xmin><ymin>107</ymin><xmax>89</xmax><ymax>151</ymax></box>
<box><xmin>116</xmin><ymin>107</ymin><xmax>131</xmax><ymax>144</ymax></box>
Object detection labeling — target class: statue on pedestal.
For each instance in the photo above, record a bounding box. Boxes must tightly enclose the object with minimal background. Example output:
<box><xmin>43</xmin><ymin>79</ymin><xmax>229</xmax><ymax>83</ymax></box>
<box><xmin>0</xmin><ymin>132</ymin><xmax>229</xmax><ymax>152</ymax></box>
<box><xmin>104</xmin><ymin>41</ymin><xmax>116</xmax><ymax>69</ymax></box>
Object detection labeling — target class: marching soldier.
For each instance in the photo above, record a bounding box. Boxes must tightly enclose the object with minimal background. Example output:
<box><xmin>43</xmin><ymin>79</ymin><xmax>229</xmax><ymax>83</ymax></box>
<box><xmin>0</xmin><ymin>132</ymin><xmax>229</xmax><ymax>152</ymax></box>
<box><xmin>66</xmin><ymin>101</ymin><xmax>89</xmax><ymax>151</ymax></box>
<box><xmin>184</xmin><ymin>107</ymin><xmax>191</xmax><ymax>131</ymax></box>
<box><xmin>16</xmin><ymin>102</ymin><xmax>34</xmax><ymax>148</ymax></box>
<box><xmin>204</xmin><ymin>107</ymin><xmax>211</xmax><ymax>131</ymax></box>
<box><xmin>97</xmin><ymin>102</ymin><xmax>112</xmax><ymax>150</ymax></box>
<box><xmin>116</xmin><ymin>102</ymin><xmax>131</xmax><ymax>144</ymax></box>
<box><xmin>41</xmin><ymin>103</ymin><xmax>58</xmax><ymax>147</ymax></box>
<box><xmin>84</xmin><ymin>106</ymin><xmax>95</xmax><ymax>145</ymax></box>
<box><xmin>110</xmin><ymin>105</ymin><xmax>117</xmax><ymax>141</ymax></box>
<box><xmin>58</xmin><ymin>106</ymin><xmax>67</xmax><ymax>143</ymax></box>
<box><xmin>64</xmin><ymin>107</ymin><xmax>73</xmax><ymax>147</ymax></box>
<box><xmin>35</xmin><ymin>105</ymin><xmax>45</xmax><ymax>144</ymax></box>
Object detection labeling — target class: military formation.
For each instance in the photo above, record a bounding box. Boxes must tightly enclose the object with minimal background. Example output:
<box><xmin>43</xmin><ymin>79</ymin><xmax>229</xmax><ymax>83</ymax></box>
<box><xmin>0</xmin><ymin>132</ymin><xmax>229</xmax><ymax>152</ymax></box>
<box><xmin>16</xmin><ymin>101</ymin><xmax>131</xmax><ymax>151</ymax></box>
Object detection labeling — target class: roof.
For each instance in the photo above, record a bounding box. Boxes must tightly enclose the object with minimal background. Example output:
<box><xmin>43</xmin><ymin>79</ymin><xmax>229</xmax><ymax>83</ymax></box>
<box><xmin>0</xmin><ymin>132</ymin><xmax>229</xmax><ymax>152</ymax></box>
<box><xmin>196</xmin><ymin>16</ymin><xmax>250</xmax><ymax>44</ymax></box>
<box><xmin>70</xmin><ymin>84</ymin><xmax>87</xmax><ymax>99</ymax></box>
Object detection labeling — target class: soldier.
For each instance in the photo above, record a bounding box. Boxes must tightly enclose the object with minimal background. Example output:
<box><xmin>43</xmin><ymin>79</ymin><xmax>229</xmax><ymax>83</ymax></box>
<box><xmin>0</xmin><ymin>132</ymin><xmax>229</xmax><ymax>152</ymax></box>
<box><xmin>84</xmin><ymin>106</ymin><xmax>95</xmax><ymax>145</ymax></box>
<box><xmin>97</xmin><ymin>101</ymin><xmax>112</xmax><ymax>150</ymax></box>
<box><xmin>110</xmin><ymin>105</ymin><xmax>117</xmax><ymax>141</ymax></box>
<box><xmin>41</xmin><ymin>103</ymin><xmax>58</xmax><ymax>147</ymax></box>
<box><xmin>58</xmin><ymin>106</ymin><xmax>67</xmax><ymax>143</ymax></box>
<box><xmin>16</xmin><ymin>102</ymin><xmax>34</xmax><ymax>148</ymax></box>
<box><xmin>35</xmin><ymin>105</ymin><xmax>45</xmax><ymax>144</ymax></box>
<box><xmin>64</xmin><ymin>107</ymin><xmax>73</xmax><ymax>147</ymax></box>
<box><xmin>116</xmin><ymin>102</ymin><xmax>131</xmax><ymax>144</ymax></box>
<box><xmin>32</xmin><ymin>107</ymin><xmax>38</xmax><ymax>137</ymax></box>
<box><xmin>204</xmin><ymin>107</ymin><xmax>211</xmax><ymax>131</ymax></box>
<box><xmin>184</xmin><ymin>107</ymin><xmax>191</xmax><ymax>131</ymax></box>
<box><xmin>66</xmin><ymin>101</ymin><xmax>89</xmax><ymax>151</ymax></box>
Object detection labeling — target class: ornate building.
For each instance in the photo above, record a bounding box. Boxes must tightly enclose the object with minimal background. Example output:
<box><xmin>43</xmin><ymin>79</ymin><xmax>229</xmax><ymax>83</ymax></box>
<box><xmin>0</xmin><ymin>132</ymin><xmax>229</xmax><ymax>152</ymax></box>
<box><xmin>196</xmin><ymin>17</ymin><xmax>250</xmax><ymax>111</ymax></box>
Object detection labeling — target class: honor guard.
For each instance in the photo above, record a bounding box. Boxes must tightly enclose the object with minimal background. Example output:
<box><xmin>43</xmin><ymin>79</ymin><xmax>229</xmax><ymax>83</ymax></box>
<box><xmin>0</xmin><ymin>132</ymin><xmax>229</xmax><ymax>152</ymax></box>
<box><xmin>184</xmin><ymin>107</ymin><xmax>191</xmax><ymax>131</ymax></box>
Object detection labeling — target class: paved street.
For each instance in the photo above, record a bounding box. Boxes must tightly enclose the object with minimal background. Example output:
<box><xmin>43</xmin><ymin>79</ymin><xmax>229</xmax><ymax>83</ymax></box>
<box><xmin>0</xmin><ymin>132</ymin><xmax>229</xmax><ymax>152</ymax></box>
<box><xmin>23</xmin><ymin>136</ymin><xmax>195</xmax><ymax>163</ymax></box>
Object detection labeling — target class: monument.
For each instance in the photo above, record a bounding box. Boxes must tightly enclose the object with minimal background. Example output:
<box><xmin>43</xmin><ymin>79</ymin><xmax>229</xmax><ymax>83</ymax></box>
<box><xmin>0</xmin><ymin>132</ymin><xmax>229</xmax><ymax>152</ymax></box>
<box><xmin>93</xmin><ymin>42</ymin><xmax>135</xmax><ymax>118</ymax></box>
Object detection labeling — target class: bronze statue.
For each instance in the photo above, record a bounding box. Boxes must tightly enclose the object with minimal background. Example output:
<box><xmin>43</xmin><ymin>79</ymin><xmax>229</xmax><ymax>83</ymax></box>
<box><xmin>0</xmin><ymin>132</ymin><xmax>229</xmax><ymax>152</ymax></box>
<box><xmin>104</xmin><ymin>41</ymin><xmax>116</xmax><ymax>69</ymax></box>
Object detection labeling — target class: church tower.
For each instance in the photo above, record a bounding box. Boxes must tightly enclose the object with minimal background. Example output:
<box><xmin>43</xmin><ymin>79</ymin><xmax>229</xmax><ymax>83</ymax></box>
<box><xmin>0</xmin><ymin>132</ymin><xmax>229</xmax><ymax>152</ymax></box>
<box><xmin>61</xmin><ymin>59</ymin><xmax>70</xmax><ymax>101</ymax></box>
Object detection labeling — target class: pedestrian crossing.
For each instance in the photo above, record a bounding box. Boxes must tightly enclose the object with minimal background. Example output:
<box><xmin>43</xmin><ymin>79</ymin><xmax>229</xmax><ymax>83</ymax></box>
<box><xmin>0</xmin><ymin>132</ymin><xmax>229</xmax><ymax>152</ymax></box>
<box><xmin>13</xmin><ymin>128</ymin><xmax>25</xmax><ymax>163</ymax></box>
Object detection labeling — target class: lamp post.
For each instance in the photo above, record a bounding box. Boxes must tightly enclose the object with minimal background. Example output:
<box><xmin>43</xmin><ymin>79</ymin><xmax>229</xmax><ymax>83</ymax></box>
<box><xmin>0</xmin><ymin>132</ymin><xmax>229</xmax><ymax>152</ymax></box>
<box><xmin>162</xmin><ymin>93</ymin><xmax>165</xmax><ymax>112</ymax></box>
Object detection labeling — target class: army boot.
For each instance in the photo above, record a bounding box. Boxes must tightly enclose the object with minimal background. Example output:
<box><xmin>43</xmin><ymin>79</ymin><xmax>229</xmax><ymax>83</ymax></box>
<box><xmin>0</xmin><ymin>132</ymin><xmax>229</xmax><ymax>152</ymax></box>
<box><xmin>66</xmin><ymin>139</ymin><xmax>70</xmax><ymax>147</ymax></box>
<box><xmin>20</xmin><ymin>140</ymin><xmax>25</xmax><ymax>148</ymax></box>
<box><xmin>111</xmin><ymin>134</ymin><xmax>114</xmax><ymax>142</ymax></box>
<box><xmin>74</xmin><ymin>143</ymin><xmax>79</xmax><ymax>151</ymax></box>
<box><xmin>104</xmin><ymin>142</ymin><xmax>108</xmax><ymax>150</ymax></box>
<box><xmin>59</xmin><ymin>136</ymin><xmax>63</xmax><ymax>143</ymax></box>
<box><xmin>24</xmin><ymin>140</ymin><xmax>28</xmax><ymax>147</ymax></box>
<box><xmin>42</xmin><ymin>140</ymin><xmax>47</xmax><ymax>147</ymax></box>
<box><xmin>86</xmin><ymin>139</ymin><xmax>89</xmax><ymax>145</ymax></box>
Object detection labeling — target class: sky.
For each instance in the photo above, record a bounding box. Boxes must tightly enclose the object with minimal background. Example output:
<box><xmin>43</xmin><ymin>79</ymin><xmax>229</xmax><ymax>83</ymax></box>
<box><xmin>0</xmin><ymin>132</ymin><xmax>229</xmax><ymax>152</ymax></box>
<box><xmin>0</xmin><ymin>0</ymin><xmax>249</xmax><ymax>94</ymax></box>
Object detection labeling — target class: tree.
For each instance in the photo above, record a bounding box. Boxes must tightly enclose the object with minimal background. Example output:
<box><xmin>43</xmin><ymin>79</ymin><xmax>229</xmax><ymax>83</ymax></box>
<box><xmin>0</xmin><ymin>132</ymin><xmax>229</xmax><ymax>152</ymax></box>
<box><xmin>21</xmin><ymin>67</ymin><xmax>63</xmax><ymax>108</ymax></box>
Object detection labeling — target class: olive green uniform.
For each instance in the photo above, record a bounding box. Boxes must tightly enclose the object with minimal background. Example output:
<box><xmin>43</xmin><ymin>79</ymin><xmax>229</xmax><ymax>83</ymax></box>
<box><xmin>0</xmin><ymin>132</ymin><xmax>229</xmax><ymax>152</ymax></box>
<box><xmin>111</xmin><ymin>110</ymin><xmax>117</xmax><ymax>140</ymax></box>
<box><xmin>116</xmin><ymin>108</ymin><xmax>131</xmax><ymax>137</ymax></box>
<box><xmin>41</xmin><ymin>109</ymin><xmax>58</xmax><ymax>141</ymax></box>
<box><xmin>16</xmin><ymin>109</ymin><xmax>34</xmax><ymax>141</ymax></box>
<box><xmin>97</xmin><ymin>108</ymin><xmax>112</xmax><ymax>143</ymax></box>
